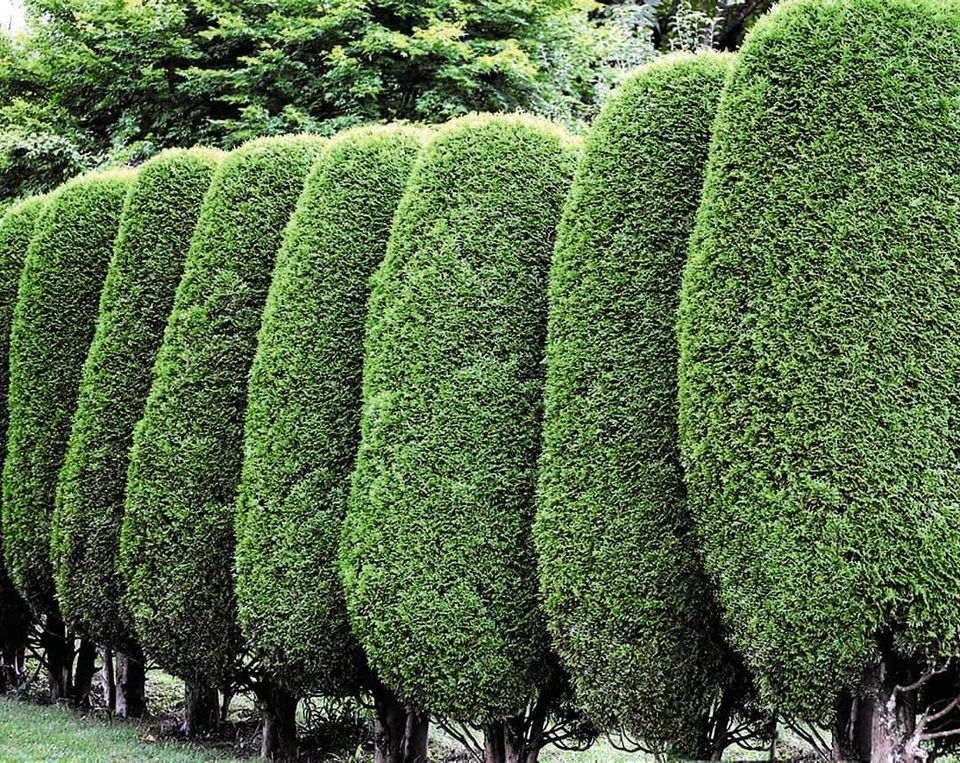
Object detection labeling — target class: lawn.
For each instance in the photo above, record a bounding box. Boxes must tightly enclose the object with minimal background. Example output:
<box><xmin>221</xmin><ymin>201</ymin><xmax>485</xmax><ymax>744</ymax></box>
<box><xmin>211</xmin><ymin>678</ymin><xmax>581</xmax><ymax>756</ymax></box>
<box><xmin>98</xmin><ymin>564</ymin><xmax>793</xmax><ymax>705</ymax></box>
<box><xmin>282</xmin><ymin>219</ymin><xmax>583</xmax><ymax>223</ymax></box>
<box><xmin>0</xmin><ymin>697</ymin><xmax>242</xmax><ymax>762</ymax></box>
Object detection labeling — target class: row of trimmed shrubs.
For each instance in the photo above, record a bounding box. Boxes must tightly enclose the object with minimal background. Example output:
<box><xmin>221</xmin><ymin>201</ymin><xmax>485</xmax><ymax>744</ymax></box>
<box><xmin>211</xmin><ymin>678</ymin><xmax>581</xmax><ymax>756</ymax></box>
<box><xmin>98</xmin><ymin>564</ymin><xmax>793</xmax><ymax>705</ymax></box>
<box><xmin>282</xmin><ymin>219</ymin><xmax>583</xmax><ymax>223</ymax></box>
<box><xmin>3</xmin><ymin>0</ymin><xmax>960</xmax><ymax>757</ymax></box>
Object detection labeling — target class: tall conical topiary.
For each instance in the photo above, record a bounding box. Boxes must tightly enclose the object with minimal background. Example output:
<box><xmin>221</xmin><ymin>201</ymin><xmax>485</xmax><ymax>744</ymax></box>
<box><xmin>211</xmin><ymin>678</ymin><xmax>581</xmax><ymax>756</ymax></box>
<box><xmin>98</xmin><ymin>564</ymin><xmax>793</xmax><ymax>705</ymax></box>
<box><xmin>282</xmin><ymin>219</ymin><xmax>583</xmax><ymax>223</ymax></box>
<box><xmin>3</xmin><ymin>169</ymin><xmax>135</xmax><ymax>702</ymax></box>
<box><xmin>340</xmin><ymin>115</ymin><xmax>579</xmax><ymax>755</ymax></box>
<box><xmin>51</xmin><ymin>149</ymin><xmax>222</xmax><ymax>716</ymax></box>
<box><xmin>534</xmin><ymin>52</ymin><xmax>747</xmax><ymax>759</ymax></box>
<box><xmin>678</xmin><ymin>0</ymin><xmax>960</xmax><ymax>755</ymax></box>
<box><xmin>234</xmin><ymin>124</ymin><xmax>424</xmax><ymax>758</ymax></box>
<box><xmin>0</xmin><ymin>195</ymin><xmax>46</xmax><ymax>689</ymax></box>
<box><xmin>3</xmin><ymin>170</ymin><xmax>135</xmax><ymax>613</ymax></box>
<box><xmin>119</xmin><ymin>136</ymin><xmax>322</xmax><ymax>699</ymax></box>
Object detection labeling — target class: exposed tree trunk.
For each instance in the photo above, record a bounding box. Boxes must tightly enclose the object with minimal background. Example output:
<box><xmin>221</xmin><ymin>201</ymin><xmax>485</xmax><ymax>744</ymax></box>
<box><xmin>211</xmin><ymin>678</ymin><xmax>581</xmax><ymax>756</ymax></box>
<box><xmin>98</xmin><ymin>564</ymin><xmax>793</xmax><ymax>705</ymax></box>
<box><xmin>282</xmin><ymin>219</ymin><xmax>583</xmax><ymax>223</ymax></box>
<box><xmin>833</xmin><ymin>691</ymin><xmax>859</xmax><ymax>761</ymax></box>
<box><xmin>182</xmin><ymin>682</ymin><xmax>219</xmax><ymax>736</ymax></box>
<box><xmin>403</xmin><ymin>707</ymin><xmax>429</xmax><ymax>763</ymax></box>
<box><xmin>220</xmin><ymin>687</ymin><xmax>233</xmax><ymax>721</ymax></box>
<box><xmin>0</xmin><ymin>646</ymin><xmax>23</xmax><ymax>691</ymax></box>
<box><xmin>485</xmin><ymin>721</ymin><xmax>506</xmax><ymax>763</ymax></box>
<box><xmin>42</xmin><ymin>613</ymin><xmax>72</xmax><ymax>702</ymax></box>
<box><xmin>115</xmin><ymin>644</ymin><xmax>146</xmax><ymax>718</ymax></box>
<box><xmin>100</xmin><ymin>648</ymin><xmax>115</xmax><ymax>712</ymax></box>
<box><xmin>71</xmin><ymin>638</ymin><xmax>97</xmax><ymax>707</ymax></box>
<box><xmin>256</xmin><ymin>681</ymin><xmax>298</xmax><ymax>760</ymax></box>
<box><xmin>373</xmin><ymin>685</ymin><xmax>408</xmax><ymax>763</ymax></box>
<box><xmin>485</xmin><ymin>715</ymin><xmax>546</xmax><ymax>763</ymax></box>
<box><xmin>697</xmin><ymin>688</ymin><xmax>734</xmax><ymax>761</ymax></box>
<box><xmin>855</xmin><ymin>659</ymin><xmax>918</xmax><ymax>763</ymax></box>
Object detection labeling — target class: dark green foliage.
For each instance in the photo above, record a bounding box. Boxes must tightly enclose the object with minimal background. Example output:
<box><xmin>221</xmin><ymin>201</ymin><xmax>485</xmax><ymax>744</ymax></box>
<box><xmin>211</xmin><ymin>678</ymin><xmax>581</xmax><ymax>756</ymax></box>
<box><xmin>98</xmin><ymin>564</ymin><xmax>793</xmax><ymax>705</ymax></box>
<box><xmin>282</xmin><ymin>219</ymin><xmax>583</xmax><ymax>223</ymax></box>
<box><xmin>678</xmin><ymin>0</ymin><xmax>960</xmax><ymax>718</ymax></box>
<box><xmin>119</xmin><ymin>135</ymin><xmax>323</xmax><ymax>685</ymax></box>
<box><xmin>0</xmin><ymin>196</ymin><xmax>46</xmax><ymax>649</ymax></box>
<box><xmin>534</xmin><ymin>53</ymin><xmax>734</xmax><ymax>751</ymax></box>
<box><xmin>51</xmin><ymin>149</ymin><xmax>222</xmax><ymax>652</ymax></box>
<box><xmin>2</xmin><ymin>170</ymin><xmax>134</xmax><ymax>614</ymax></box>
<box><xmin>235</xmin><ymin>125</ymin><xmax>423</xmax><ymax>694</ymax></box>
<box><xmin>340</xmin><ymin>114</ymin><xmax>579</xmax><ymax>722</ymax></box>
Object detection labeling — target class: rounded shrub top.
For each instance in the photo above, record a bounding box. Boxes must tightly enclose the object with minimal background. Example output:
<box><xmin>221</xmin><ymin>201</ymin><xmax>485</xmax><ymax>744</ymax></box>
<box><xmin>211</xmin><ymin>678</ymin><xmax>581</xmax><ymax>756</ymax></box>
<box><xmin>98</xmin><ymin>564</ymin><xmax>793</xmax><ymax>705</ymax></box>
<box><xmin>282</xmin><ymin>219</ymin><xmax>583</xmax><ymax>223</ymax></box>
<box><xmin>119</xmin><ymin>135</ymin><xmax>323</xmax><ymax>685</ymax></box>
<box><xmin>534</xmin><ymin>52</ymin><xmax>735</xmax><ymax>751</ymax></box>
<box><xmin>0</xmin><ymin>195</ymin><xmax>46</xmax><ymax>648</ymax></box>
<box><xmin>52</xmin><ymin>148</ymin><xmax>223</xmax><ymax>652</ymax></box>
<box><xmin>340</xmin><ymin>114</ymin><xmax>579</xmax><ymax>722</ymax></box>
<box><xmin>678</xmin><ymin>0</ymin><xmax>960</xmax><ymax>717</ymax></box>
<box><xmin>235</xmin><ymin>125</ymin><xmax>424</xmax><ymax>694</ymax></box>
<box><xmin>3</xmin><ymin>169</ymin><xmax>135</xmax><ymax>614</ymax></box>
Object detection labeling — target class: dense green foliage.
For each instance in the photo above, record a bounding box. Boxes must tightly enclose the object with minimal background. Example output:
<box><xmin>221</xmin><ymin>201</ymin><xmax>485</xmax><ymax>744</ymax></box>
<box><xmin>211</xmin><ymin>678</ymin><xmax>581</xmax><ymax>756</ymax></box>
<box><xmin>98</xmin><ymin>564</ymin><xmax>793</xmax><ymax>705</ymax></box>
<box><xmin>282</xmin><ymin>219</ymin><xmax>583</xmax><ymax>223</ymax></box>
<box><xmin>235</xmin><ymin>125</ymin><xmax>423</xmax><ymax>694</ymax></box>
<box><xmin>341</xmin><ymin>114</ymin><xmax>579</xmax><ymax>722</ymax></box>
<box><xmin>51</xmin><ymin>149</ymin><xmax>222</xmax><ymax>651</ymax></box>
<box><xmin>0</xmin><ymin>0</ymin><xmax>665</xmax><ymax>197</ymax></box>
<box><xmin>678</xmin><ymin>0</ymin><xmax>960</xmax><ymax>718</ymax></box>
<box><xmin>119</xmin><ymin>135</ymin><xmax>322</xmax><ymax>685</ymax></box>
<box><xmin>2</xmin><ymin>170</ymin><xmax>133</xmax><ymax>614</ymax></box>
<box><xmin>534</xmin><ymin>53</ymin><xmax>734</xmax><ymax>751</ymax></box>
<box><xmin>0</xmin><ymin>196</ymin><xmax>45</xmax><ymax>650</ymax></box>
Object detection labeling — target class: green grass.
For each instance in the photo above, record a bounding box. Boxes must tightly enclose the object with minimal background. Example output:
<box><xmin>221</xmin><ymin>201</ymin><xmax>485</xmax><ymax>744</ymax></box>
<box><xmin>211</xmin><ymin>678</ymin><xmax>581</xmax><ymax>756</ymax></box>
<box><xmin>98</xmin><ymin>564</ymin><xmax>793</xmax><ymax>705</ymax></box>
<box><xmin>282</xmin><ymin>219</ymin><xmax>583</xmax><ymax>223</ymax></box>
<box><xmin>0</xmin><ymin>698</ymin><xmax>244</xmax><ymax>762</ymax></box>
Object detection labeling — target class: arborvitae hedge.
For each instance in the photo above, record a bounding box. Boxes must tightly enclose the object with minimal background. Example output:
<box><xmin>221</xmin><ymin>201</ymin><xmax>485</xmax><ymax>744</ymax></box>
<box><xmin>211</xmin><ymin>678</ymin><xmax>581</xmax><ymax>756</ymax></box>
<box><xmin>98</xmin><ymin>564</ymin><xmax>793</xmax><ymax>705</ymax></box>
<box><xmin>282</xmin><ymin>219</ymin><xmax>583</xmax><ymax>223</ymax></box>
<box><xmin>534</xmin><ymin>53</ymin><xmax>734</xmax><ymax>751</ymax></box>
<box><xmin>340</xmin><ymin>114</ymin><xmax>579</xmax><ymax>721</ymax></box>
<box><xmin>51</xmin><ymin>149</ymin><xmax>222</xmax><ymax>651</ymax></box>
<box><xmin>235</xmin><ymin>126</ymin><xmax>423</xmax><ymax>694</ymax></box>
<box><xmin>3</xmin><ymin>170</ymin><xmax>135</xmax><ymax>613</ymax></box>
<box><xmin>119</xmin><ymin>136</ymin><xmax>323</xmax><ymax>685</ymax></box>
<box><xmin>0</xmin><ymin>196</ymin><xmax>46</xmax><ymax>649</ymax></box>
<box><xmin>678</xmin><ymin>0</ymin><xmax>960</xmax><ymax>717</ymax></box>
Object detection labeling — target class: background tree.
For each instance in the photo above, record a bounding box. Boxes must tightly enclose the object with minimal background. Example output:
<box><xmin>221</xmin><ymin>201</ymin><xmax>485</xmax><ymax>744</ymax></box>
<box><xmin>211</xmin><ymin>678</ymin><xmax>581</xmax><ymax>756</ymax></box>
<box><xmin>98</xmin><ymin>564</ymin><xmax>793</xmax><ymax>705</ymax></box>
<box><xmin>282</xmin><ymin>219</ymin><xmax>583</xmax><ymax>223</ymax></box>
<box><xmin>234</xmin><ymin>124</ymin><xmax>423</xmax><ymax>760</ymax></box>
<box><xmin>678</xmin><ymin>0</ymin><xmax>960</xmax><ymax>758</ymax></box>
<box><xmin>534</xmin><ymin>51</ymin><xmax>762</xmax><ymax>760</ymax></box>
<box><xmin>0</xmin><ymin>0</ymin><xmax>631</xmax><ymax>198</ymax></box>
<box><xmin>340</xmin><ymin>114</ymin><xmax>580</xmax><ymax>763</ymax></box>
<box><xmin>118</xmin><ymin>135</ymin><xmax>321</xmax><ymax>735</ymax></box>
<box><xmin>0</xmin><ymin>194</ymin><xmax>45</xmax><ymax>693</ymax></box>
<box><xmin>2</xmin><ymin>168</ymin><xmax>134</xmax><ymax>702</ymax></box>
<box><xmin>51</xmin><ymin>148</ymin><xmax>221</xmax><ymax>718</ymax></box>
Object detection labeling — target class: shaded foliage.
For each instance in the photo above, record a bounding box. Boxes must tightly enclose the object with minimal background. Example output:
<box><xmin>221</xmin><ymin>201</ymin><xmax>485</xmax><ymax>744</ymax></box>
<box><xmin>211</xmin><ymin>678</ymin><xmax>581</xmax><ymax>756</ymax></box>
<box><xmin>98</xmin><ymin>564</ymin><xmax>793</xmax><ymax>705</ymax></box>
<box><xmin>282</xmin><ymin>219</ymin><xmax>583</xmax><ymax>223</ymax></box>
<box><xmin>0</xmin><ymin>195</ymin><xmax>45</xmax><ymax>652</ymax></box>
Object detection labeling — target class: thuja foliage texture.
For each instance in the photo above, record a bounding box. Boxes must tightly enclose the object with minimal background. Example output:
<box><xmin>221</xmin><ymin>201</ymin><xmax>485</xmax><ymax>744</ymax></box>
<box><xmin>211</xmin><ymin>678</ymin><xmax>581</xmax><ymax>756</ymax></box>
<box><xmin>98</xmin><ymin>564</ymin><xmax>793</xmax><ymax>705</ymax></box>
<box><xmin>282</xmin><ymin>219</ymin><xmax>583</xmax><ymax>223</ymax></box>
<box><xmin>0</xmin><ymin>196</ymin><xmax>46</xmax><ymax>650</ymax></box>
<box><xmin>534</xmin><ymin>53</ymin><xmax>734</xmax><ymax>752</ymax></box>
<box><xmin>3</xmin><ymin>170</ymin><xmax>134</xmax><ymax>614</ymax></box>
<box><xmin>52</xmin><ymin>149</ymin><xmax>222</xmax><ymax>651</ymax></box>
<box><xmin>119</xmin><ymin>136</ymin><xmax>322</xmax><ymax>685</ymax></box>
<box><xmin>678</xmin><ymin>0</ymin><xmax>960</xmax><ymax>718</ymax></box>
<box><xmin>341</xmin><ymin>114</ymin><xmax>579</xmax><ymax>722</ymax></box>
<box><xmin>235</xmin><ymin>125</ymin><xmax>423</xmax><ymax>694</ymax></box>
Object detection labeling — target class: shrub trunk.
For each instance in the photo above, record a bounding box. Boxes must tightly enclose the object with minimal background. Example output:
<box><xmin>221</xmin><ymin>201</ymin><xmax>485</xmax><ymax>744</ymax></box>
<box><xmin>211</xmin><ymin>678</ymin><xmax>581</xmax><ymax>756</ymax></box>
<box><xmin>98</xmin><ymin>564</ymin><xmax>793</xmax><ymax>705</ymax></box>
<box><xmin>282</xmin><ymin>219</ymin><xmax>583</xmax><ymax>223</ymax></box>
<box><xmin>256</xmin><ymin>681</ymin><xmax>298</xmax><ymax>760</ymax></box>
<box><xmin>115</xmin><ymin>644</ymin><xmax>146</xmax><ymax>718</ymax></box>
<box><xmin>182</xmin><ymin>682</ymin><xmax>219</xmax><ymax>736</ymax></box>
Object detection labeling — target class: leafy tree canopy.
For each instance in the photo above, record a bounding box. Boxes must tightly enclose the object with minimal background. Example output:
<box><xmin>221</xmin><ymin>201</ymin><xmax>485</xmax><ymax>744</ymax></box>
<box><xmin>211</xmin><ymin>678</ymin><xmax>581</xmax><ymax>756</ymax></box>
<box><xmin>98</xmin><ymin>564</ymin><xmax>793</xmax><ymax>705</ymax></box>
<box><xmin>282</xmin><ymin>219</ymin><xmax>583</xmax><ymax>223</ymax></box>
<box><xmin>0</xmin><ymin>0</ymin><xmax>651</xmax><ymax>197</ymax></box>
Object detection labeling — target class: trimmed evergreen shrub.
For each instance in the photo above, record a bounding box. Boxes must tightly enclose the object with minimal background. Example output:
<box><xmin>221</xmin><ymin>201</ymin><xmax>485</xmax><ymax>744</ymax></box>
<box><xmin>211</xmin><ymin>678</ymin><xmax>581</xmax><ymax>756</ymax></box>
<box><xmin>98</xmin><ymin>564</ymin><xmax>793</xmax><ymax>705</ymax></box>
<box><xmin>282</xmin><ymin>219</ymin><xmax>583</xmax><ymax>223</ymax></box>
<box><xmin>235</xmin><ymin>125</ymin><xmax>424</xmax><ymax>694</ymax></box>
<box><xmin>3</xmin><ymin>170</ymin><xmax>135</xmax><ymax>613</ymax></box>
<box><xmin>119</xmin><ymin>135</ymin><xmax>323</xmax><ymax>685</ymax></box>
<box><xmin>0</xmin><ymin>196</ymin><xmax>46</xmax><ymax>651</ymax></box>
<box><xmin>51</xmin><ymin>149</ymin><xmax>223</xmax><ymax>652</ymax></box>
<box><xmin>678</xmin><ymin>0</ymin><xmax>960</xmax><ymax>718</ymax></box>
<box><xmin>534</xmin><ymin>53</ymin><xmax>736</xmax><ymax>752</ymax></box>
<box><xmin>340</xmin><ymin>114</ymin><xmax>579</xmax><ymax>722</ymax></box>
